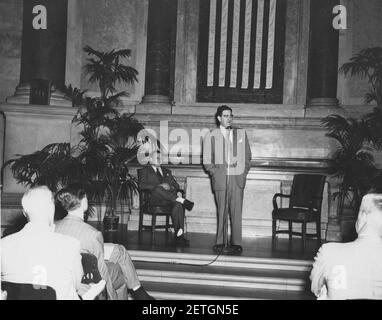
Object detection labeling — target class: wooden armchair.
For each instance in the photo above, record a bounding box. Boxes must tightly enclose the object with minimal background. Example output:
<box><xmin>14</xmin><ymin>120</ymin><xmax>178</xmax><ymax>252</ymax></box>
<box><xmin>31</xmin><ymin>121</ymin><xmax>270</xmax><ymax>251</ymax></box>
<box><xmin>137</xmin><ymin>169</ymin><xmax>185</xmax><ymax>240</ymax></box>
<box><xmin>138</xmin><ymin>189</ymin><xmax>173</xmax><ymax>240</ymax></box>
<box><xmin>272</xmin><ymin>174</ymin><xmax>326</xmax><ymax>251</ymax></box>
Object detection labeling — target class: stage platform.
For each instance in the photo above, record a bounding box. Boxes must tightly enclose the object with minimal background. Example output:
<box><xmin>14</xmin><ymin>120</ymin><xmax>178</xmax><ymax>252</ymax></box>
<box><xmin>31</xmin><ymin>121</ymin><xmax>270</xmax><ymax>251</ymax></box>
<box><xmin>95</xmin><ymin>223</ymin><xmax>319</xmax><ymax>300</ymax></box>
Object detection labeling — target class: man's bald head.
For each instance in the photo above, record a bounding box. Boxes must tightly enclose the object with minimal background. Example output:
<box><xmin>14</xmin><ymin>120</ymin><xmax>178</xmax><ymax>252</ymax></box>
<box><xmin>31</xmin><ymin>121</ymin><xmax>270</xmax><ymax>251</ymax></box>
<box><xmin>356</xmin><ymin>193</ymin><xmax>382</xmax><ymax>237</ymax></box>
<box><xmin>21</xmin><ymin>186</ymin><xmax>55</xmax><ymax>225</ymax></box>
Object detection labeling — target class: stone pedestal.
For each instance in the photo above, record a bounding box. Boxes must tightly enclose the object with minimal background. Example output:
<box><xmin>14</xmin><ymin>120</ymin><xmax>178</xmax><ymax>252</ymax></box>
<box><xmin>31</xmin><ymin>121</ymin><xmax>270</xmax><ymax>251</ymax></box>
<box><xmin>0</xmin><ymin>103</ymin><xmax>75</xmax><ymax>193</ymax></box>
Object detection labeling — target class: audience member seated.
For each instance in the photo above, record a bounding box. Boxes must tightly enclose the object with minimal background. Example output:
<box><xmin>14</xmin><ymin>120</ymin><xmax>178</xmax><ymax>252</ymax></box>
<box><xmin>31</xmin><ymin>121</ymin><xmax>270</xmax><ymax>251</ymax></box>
<box><xmin>54</xmin><ymin>184</ymin><xmax>154</xmax><ymax>300</ymax></box>
<box><xmin>138</xmin><ymin>149</ymin><xmax>194</xmax><ymax>246</ymax></box>
<box><xmin>310</xmin><ymin>193</ymin><xmax>382</xmax><ymax>300</ymax></box>
<box><xmin>1</xmin><ymin>186</ymin><xmax>84</xmax><ymax>300</ymax></box>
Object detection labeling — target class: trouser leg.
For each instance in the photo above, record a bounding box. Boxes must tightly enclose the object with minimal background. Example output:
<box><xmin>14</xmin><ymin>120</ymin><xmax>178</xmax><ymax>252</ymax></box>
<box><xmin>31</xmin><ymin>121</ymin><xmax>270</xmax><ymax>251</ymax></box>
<box><xmin>171</xmin><ymin>202</ymin><xmax>185</xmax><ymax>234</ymax></box>
<box><xmin>108</xmin><ymin>244</ymin><xmax>140</xmax><ymax>289</ymax></box>
<box><xmin>215</xmin><ymin>190</ymin><xmax>226</xmax><ymax>245</ymax></box>
<box><xmin>151</xmin><ymin>186</ymin><xmax>185</xmax><ymax>234</ymax></box>
<box><xmin>229</xmin><ymin>181</ymin><xmax>244</xmax><ymax>246</ymax></box>
<box><xmin>105</xmin><ymin>261</ymin><xmax>125</xmax><ymax>290</ymax></box>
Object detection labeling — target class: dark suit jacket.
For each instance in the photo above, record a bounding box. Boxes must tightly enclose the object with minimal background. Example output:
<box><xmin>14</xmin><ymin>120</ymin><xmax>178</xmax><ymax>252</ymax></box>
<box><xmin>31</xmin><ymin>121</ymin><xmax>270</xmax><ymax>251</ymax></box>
<box><xmin>138</xmin><ymin>164</ymin><xmax>180</xmax><ymax>193</ymax></box>
<box><xmin>203</xmin><ymin>127</ymin><xmax>252</xmax><ymax>191</ymax></box>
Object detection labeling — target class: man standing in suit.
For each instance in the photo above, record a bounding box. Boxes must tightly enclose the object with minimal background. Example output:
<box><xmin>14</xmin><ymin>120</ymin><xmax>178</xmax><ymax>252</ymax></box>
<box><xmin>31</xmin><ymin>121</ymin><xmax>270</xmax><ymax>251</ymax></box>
<box><xmin>310</xmin><ymin>193</ymin><xmax>382</xmax><ymax>300</ymax></box>
<box><xmin>138</xmin><ymin>149</ymin><xmax>194</xmax><ymax>247</ymax></box>
<box><xmin>203</xmin><ymin>105</ymin><xmax>252</xmax><ymax>254</ymax></box>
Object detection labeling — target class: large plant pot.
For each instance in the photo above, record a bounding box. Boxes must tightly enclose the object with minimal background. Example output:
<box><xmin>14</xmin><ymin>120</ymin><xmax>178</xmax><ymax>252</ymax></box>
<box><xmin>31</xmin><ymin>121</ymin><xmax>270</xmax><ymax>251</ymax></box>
<box><xmin>103</xmin><ymin>215</ymin><xmax>119</xmax><ymax>232</ymax></box>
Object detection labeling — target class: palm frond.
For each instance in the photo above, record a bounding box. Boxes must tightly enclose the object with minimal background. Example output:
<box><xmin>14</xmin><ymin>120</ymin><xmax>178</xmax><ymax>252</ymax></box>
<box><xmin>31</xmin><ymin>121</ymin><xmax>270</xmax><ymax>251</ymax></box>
<box><xmin>83</xmin><ymin>45</ymin><xmax>138</xmax><ymax>99</ymax></box>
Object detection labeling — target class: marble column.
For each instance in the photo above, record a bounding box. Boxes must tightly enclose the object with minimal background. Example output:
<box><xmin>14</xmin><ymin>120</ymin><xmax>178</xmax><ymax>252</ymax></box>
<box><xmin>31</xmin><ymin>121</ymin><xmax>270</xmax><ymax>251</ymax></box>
<box><xmin>7</xmin><ymin>0</ymin><xmax>70</xmax><ymax>106</ymax></box>
<box><xmin>141</xmin><ymin>0</ymin><xmax>177</xmax><ymax>111</ymax></box>
<box><xmin>307</xmin><ymin>0</ymin><xmax>339</xmax><ymax>108</ymax></box>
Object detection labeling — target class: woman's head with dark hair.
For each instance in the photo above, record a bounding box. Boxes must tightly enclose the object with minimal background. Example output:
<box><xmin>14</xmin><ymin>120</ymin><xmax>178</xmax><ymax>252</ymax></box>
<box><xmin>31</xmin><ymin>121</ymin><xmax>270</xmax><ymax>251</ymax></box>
<box><xmin>55</xmin><ymin>183</ymin><xmax>87</xmax><ymax>213</ymax></box>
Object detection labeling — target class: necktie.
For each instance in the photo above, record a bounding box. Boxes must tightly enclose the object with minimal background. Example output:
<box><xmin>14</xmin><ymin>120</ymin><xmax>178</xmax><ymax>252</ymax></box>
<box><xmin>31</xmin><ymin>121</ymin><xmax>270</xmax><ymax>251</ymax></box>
<box><xmin>156</xmin><ymin>167</ymin><xmax>163</xmax><ymax>183</ymax></box>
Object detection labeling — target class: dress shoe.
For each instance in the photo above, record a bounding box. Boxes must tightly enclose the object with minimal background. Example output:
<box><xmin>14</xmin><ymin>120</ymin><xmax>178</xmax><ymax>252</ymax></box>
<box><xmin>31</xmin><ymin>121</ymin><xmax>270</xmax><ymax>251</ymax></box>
<box><xmin>131</xmin><ymin>286</ymin><xmax>155</xmax><ymax>300</ymax></box>
<box><xmin>175</xmin><ymin>234</ymin><xmax>190</xmax><ymax>247</ymax></box>
<box><xmin>183</xmin><ymin>199</ymin><xmax>194</xmax><ymax>211</ymax></box>
<box><xmin>230</xmin><ymin>244</ymin><xmax>243</xmax><ymax>253</ymax></box>
<box><xmin>212</xmin><ymin>244</ymin><xmax>225</xmax><ymax>253</ymax></box>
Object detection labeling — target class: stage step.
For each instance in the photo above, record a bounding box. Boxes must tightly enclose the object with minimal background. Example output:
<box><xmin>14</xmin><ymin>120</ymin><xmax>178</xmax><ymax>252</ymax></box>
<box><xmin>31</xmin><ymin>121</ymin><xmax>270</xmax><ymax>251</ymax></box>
<box><xmin>143</xmin><ymin>282</ymin><xmax>314</xmax><ymax>300</ymax></box>
<box><xmin>129</xmin><ymin>250</ymin><xmax>315</xmax><ymax>300</ymax></box>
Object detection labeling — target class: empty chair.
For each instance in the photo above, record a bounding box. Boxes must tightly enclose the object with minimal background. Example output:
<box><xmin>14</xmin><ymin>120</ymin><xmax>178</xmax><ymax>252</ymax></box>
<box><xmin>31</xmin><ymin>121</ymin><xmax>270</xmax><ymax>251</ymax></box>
<box><xmin>272</xmin><ymin>174</ymin><xmax>326</xmax><ymax>251</ymax></box>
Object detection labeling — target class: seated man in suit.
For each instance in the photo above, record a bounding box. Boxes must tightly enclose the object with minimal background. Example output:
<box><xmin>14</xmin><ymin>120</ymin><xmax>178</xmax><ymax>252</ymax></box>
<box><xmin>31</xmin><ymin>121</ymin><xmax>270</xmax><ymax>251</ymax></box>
<box><xmin>1</xmin><ymin>186</ymin><xmax>84</xmax><ymax>300</ymax></box>
<box><xmin>138</xmin><ymin>149</ymin><xmax>194</xmax><ymax>247</ymax></box>
<box><xmin>310</xmin><ymin>193</ymin><xmax>382</xmax><ymax>300</ymax></box>
<box><xmin>54</xmin><ymin>184</ymin><xmax>153</xmax><ymax>300</ymax></box>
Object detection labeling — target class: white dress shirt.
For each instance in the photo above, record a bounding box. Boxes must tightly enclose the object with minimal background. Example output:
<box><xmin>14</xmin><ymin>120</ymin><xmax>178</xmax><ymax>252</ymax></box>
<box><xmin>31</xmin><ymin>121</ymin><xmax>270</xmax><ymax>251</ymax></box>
<box><xmin>1</xmin><ymin>222</ymin><xmax>83</xmax><ymax>300</ymax></box>
<box><xmin>310</xmin><ymin>236</ymin><xmax>382</xmax><ymax>300</ymax></box>
<box><xmin>151</xmin><ymin>165</ymin><xmax>163</xmax><ymax>177</ymax></box>
<box><xmin>220</xmin><ymin>125</ymin><xmax>233</xmax><ymax>143</ymax></box>
<box><xmin>220</xmin><ymin>125</ymin><xmax>234</xmax><ymax>166</ymax></box>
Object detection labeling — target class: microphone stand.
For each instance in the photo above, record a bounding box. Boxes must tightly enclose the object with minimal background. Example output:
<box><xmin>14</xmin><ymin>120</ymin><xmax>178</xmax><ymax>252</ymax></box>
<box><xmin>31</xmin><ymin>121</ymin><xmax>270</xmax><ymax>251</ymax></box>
<box><xmin>221</xmin><ymin>127</ymin><xmax>234</xmax><ymax>255</ymax></box>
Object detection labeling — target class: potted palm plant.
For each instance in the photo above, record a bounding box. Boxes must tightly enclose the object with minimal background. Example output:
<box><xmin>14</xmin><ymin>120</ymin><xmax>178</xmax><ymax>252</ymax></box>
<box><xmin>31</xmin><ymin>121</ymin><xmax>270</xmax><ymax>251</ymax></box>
<box><xmin>322</xmin><ymin>115</ymin><xmax>378</xmax><ymax>214</ymax></box>
<box><xmin>74</xmin><ymin>99</ymin><xmax>143</xmax><ymax>230</ymax></box>
<box><xmin>4</xmin><ymin>45</ymin><xmax>143</xmax><ymax>231</ymax></box>
<box><xmin>80</xmin><ymin>45</ymin><xmax>141</xmax><ymax>230</ymax></box>
<box><xmin>322</xmin><ymin>47</ymin><xmax>382</xmax><ymax>224</ymax></box>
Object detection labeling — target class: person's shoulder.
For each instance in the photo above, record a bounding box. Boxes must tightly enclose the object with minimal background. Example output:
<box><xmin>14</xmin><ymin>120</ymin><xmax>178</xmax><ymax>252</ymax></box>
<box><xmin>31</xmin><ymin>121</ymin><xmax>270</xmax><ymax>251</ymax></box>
<box><xmin>138</xmin><ymin>164</ymin><xmax>150</xmax><ymax>173</ymax></box>
<box><xmin>163</xmin><ymin>166</ymin><xmax>172</xmax><ymax>174</ymax></box>
<box><xmin>233</xmin><ymin>126</ymin><xmax>247</xmax><ymax>132</ymax></box>
<box><xmin>56</xmin><ymin>216</ymin><xmax>79</xmax><ymax>230</ymax></box>
<box><xmin>0</xmin><ymin>231</ymin><xmax>18</xmax><ymax>246</ymax></box>
<box><xmin>81</xmin><ymin>221</ymin><xmax>101</xmax><ymax>236</ymax></box>
<box><xmin>57</xmin><ymin>217</ymin><xmax>99</xmax><ymax>235</ymax></box>
<box><xmin>319</xmin><ymin>241</ymin><xmax>349</xmax><ymax>257</ymax></box>
<box><xmin>52</xmin><ymin>232</ymin><xmax>81</xmax><ymax>249</ymax></box>
<box><xmin>204</xmin><ymin>128</ymin><xmax>223</xmax><ymax>139</ymax></box>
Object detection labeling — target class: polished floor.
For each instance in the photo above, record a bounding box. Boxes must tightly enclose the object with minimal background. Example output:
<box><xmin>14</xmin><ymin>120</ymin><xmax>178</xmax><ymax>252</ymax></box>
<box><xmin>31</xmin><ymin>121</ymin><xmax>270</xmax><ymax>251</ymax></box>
<box><xmin>92</xmin><ymin>222</ymin><xmax>320</xmax><ymax>261</ymax></box>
